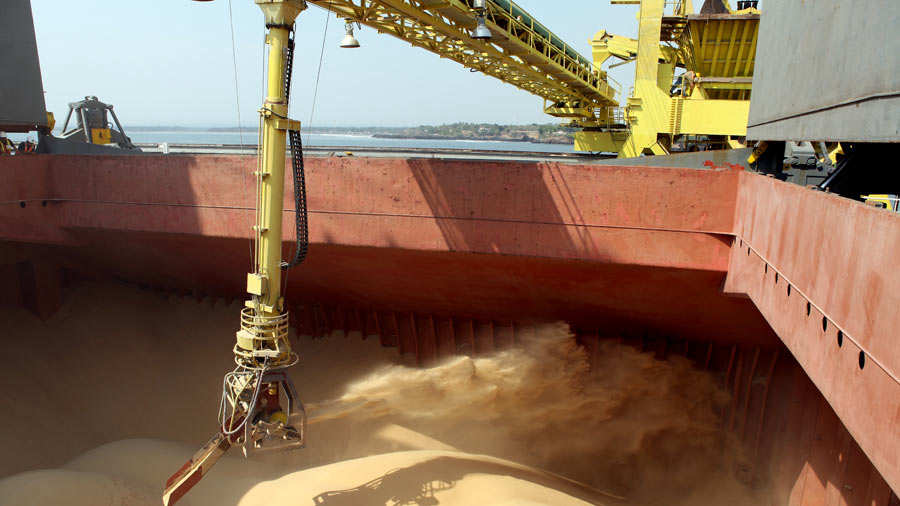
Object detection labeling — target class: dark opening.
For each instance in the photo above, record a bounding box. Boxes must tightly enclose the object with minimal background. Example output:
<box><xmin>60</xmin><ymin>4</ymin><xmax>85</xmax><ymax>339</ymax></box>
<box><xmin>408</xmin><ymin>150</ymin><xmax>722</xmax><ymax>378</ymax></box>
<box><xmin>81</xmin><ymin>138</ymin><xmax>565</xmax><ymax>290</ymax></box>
<box><xmin>775</xmin><ymin>273</ymin><xmax>779</xmax><ymax>284</ymax></box>
<box><xmin>858</xmin><ymin>351</ymin><xmax>865</xmax><ymax>370</ymax></box>
<box><xmin>19</xmin><ymin>201</ymin><xmax>25</xmax><ymax>208</ymax></box>
<box><xmin>822</xmin><ymin>317</ymin><xmax>828</xmax><ymax>332</ymax></box>
<box><xmin>837</xmin><ymin>330</ymin><xmax>844</xmax><ymax>348</ymax></box>
<box><xmin>806</xmin><ymin>302</ymin><xmax>811</xmax><ymax>317</ymax></box>
<box><xmin>787</xmin><ymin>285</ymin><xmax>792</xmax><ymax>296</ymax></box>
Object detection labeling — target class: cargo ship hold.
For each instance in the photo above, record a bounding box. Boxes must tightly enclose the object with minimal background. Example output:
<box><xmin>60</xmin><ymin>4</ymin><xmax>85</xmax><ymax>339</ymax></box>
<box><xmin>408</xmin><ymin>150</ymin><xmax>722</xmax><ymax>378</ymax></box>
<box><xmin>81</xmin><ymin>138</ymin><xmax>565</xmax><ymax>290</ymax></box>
<box><xmin>1</xmin><ymin>0</ymin><xmax>898</xmax><ymax>505</ymax></box>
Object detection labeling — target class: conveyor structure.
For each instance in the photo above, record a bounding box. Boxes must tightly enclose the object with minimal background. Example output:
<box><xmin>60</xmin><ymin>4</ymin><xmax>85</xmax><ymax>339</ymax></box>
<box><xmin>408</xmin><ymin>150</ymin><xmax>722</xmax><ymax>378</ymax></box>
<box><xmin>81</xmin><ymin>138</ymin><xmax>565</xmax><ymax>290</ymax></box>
<box><xmin>306</xmin><ymin>0</ymin><xmax>761</xmax><ymax>156</ymax></box>
<box><xmin>306</xmin><ymin>0</ymin><xmax>621</xmax><ymax>125</ymax></box>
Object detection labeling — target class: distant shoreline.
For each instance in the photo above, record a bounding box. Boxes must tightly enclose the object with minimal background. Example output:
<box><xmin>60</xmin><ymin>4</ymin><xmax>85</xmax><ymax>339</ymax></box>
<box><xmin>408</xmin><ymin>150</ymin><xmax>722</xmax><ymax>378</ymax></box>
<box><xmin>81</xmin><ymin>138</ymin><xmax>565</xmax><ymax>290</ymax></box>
<box><xmin>372</xmin><ymin>133</ymin><xmax>571</xmax><ymax>145</ymax></box>
<box><xmin>125</xmin><ymin>124</ymin><xmax>576</xmax><ymax>146</ymax></box>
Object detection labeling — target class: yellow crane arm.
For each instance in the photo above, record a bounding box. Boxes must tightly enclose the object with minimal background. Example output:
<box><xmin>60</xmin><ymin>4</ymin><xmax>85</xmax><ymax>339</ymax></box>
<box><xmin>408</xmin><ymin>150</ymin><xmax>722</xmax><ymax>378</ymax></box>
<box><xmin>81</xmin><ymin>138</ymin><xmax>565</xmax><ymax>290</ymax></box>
<box><xmin>306</xmin><ymin>0</ymin><xmax>618</xmax><ymax>122</ymax></box>
<box><xmin>164</xmin><ymin>2</ymin><xmax>308</xmax><ymax>505</ymax></box>
<box><xmin>591</xmin><ymin>30</ymin><xmax>638</xmax><ymax>67</ymax></box>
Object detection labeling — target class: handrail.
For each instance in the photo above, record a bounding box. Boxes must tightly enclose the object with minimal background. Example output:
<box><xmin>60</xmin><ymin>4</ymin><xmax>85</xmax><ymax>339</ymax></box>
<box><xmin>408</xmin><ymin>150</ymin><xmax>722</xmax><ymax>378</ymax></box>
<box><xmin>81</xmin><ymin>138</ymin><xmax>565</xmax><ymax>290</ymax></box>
<box><xmin>307</xmin><ymin>0</ymin><xmax>617</xmax><ymax>121</ymax></box>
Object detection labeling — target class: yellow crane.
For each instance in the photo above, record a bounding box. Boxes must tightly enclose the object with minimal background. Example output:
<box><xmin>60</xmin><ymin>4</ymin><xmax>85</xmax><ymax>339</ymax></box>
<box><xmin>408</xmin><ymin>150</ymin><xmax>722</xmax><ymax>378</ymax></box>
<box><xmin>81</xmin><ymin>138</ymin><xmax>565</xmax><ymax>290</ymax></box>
<box><xmin>163</xmin><ymin>1</ymin><xmax>308</xmax><ymax>504</ymax></box>
<box><xmin>164</xmin><ymin>1</ymin><xmax>762</xmax><ymax>503</ymax></box>
<box><xmin>308</xmin><ymin>0</ymin><xmax>619</xmax><ymax>120</ymax></box>
<box><xmin>580</xmin><ymin>0</ymin><xmax>760</xmax><ymax>156</ymax></box>
<box><xmin>305</xmin><ymin>0</ymin><xmax>760</xmax><ymax>157</ymax></box>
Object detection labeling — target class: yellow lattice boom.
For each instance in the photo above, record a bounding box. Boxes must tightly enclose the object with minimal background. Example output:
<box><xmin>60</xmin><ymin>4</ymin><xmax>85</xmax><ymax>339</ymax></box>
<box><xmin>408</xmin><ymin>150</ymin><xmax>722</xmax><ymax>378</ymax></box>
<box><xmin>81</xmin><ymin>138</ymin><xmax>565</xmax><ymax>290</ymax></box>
<box><xmin>306</xmin><ymin>0</ymin><xmax>619</xmax><ymax>123</ymax></box>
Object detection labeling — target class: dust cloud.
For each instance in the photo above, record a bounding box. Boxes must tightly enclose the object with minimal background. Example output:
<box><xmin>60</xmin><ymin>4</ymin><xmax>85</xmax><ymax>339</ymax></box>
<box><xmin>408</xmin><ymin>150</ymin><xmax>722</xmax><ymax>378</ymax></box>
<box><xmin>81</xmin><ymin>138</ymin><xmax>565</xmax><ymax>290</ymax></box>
<box><xmin>0</xmin><ymin>282</ymin><xmax>766</xmax><ymax>505</ymax></box>
<box><xmin>307</xmin><ymin>322</ymin><xmax>762</xmax><ymax>505</ymax></box>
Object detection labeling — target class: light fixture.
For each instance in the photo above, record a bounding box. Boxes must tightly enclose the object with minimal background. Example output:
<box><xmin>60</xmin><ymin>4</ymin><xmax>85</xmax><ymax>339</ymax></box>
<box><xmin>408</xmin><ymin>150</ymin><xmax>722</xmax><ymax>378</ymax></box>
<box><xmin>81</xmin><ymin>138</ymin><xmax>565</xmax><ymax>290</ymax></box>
<box><xmin>470</xmin><ymin>0</ymin><xmax>491</xmax><ymax>40</ymax></box>
<box><xmin>340</xmin><ymin>20</ymin><xmax>361</xmax><ymax>48</ymax></box>
<box><xmin>472</xmin><ymin>15</ymin><xmax>491</xmax><ymax>39</ymax></box>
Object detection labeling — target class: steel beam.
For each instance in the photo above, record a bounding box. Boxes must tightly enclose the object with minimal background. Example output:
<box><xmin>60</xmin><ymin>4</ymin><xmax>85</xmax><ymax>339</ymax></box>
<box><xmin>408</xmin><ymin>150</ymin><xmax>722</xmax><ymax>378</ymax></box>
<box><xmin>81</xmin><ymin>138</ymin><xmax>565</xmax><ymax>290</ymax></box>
<box><xmin>305</xmin><ymin>0</ymin><xmax>615</xmax><ymax>120</ymax></box>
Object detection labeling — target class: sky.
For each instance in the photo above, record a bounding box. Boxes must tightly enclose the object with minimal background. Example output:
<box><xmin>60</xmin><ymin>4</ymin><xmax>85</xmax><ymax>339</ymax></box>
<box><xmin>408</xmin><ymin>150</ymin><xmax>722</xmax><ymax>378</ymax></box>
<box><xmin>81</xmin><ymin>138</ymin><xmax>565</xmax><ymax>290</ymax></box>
<box><xmin>31</xmin><ymin>1</ymin><xmax>640</xmax><ymax>128</ymax></box>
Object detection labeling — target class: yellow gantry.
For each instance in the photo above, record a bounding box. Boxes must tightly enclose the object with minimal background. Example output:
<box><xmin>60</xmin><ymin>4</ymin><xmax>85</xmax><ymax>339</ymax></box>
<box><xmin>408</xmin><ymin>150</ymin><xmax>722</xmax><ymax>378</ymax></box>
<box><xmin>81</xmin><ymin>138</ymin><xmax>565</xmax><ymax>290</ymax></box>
<box><xmin>684</xmin><ymin>12</ymin><xmax>759</xmax><ymax>100</ymax></box>
<box><xmin>302</xmin><ymin>0</ymin><xmax>761</xmax><ymax>156</ymax></box>
<box><xmin>306</xmin><ymin>0</ymin><xmax>619</xmax><ymax>123</ymax></box>
<box><xmin>578</xmin><ymin>0</ymin><xmax>760</xmax><ymax>156</ymax></box>
<box><xmin>240</xmin><ymin>0</ymin><xmax>305</xmax><ymax>359</ymax></box>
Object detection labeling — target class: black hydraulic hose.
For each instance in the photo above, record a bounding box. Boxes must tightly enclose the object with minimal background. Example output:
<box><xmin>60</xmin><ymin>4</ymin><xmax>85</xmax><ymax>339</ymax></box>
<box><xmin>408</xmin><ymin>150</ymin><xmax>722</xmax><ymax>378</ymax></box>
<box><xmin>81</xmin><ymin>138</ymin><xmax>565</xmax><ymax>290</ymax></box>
<box><xmin>280</xmin><ymin>26</ymin><xmax>308</xmax><ymax>270</ymax></box>
<box><xmin>818</xmin><ymin>149</ymin><xmax>853</xmax><ymax>191</ymax></box>
<box><xmin>282</xmin><ymin>129</ymin><xmax>309</xmax><ymax>270</ymax></box>
<box><xmin>284</xmin><ymin>30</ymin><xmax>295</xmax><ymax>105</ymax></box>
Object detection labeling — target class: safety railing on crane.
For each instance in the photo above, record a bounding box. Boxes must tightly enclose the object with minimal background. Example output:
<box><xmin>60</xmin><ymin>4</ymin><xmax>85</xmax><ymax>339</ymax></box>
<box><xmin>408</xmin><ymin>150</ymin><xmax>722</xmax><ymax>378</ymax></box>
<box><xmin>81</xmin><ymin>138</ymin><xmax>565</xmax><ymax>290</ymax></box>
<box><xmin>472</xmin><ymin>0</ymin><xmax>618</xmax><ymax>106</ymax></box>
<box><xmin>664</xmin><ymin>0</ymin><xmax>689</xmax><ymax>16</ymax></box>
<box><xmin>482</xmin><ymin>1</ymin><xmax>599</xmax><ymax>87</ymax></box>
<box><xmin>606</xmin><ymin>73</ymin><xmax>624</xmax><ymax>104</ymax></box>
<box><xmin>593</xmin><ymin>74</ymin><xmax>626</xmax><ymax>128</ymax></box>
<box><xmin>597</xmin><ymin>106</ymin><xmax>627</xmax><ymax>129</ymax></box>
<box><xmin>307</xmin><ymin>0</ymin><xmax>618</xmax><ymax>122</ymax></box>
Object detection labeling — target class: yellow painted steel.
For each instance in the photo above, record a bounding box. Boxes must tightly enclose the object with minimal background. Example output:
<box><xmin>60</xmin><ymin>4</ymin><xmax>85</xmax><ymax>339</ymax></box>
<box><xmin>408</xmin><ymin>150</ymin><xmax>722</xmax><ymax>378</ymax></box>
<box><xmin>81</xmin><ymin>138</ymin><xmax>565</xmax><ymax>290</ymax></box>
<box><xmin>162</xmin><ymin>5</ymin><xmax>308</xmax><ymax>503</ymax></box>
<box><xmin>574</xmin><ymin>130</ymin><xmax>627</xmax><ymax>153</ymax></box>
<box><xmin>305</xmin><ymin>0</ymin><xmax>619</xmax><ymax>124</ymax></box>
<box><xmin>580</xmin><ymin>0</ymin><xmax>760</xmax><ymax>156</ymax></box>
<box><xmin>297</xmin><ymin>0</ymin><xmax>759</xmax><ymax>157</ymax></box>
<box><xmin>591</xmin><ymin>30</ymin><xmax>637</xmax><ymax>67</ymax></box>
<box><xmin>91</xmin><ymin>128</ymin><xmax>112</xmax><ymax>144</ymax></box>
<box><xmin>240</xmin><ymin>0</ymin><xmax>306</xmax><ymax>361</ymax></box>
<box><xmin>677</xmin><ymin>99</ymin><xmax>750</xmax><ymax>136</ymax></box>
<box><xmin>862</xmin><ymin>194</ymin><xmax>900</xmax><ymax>213</ymax></box>
<box><xmin>0</xmin><ymin>136</ymin><xmax>14</xmax><ymax>155</ymax></box>
<box><xmin>811</xmin><ymin>141</ymin><xmax>842</xmax><ymax>165</ymax></box>
<box><xmin>685</xmin><ymin>13</ymin><xmax>758</xmax><ymax>101</ymax></box>
<box><xmin>746</xmin><ymin>140</ymin><xmax>768</xmax><ymax>164</ymax></box>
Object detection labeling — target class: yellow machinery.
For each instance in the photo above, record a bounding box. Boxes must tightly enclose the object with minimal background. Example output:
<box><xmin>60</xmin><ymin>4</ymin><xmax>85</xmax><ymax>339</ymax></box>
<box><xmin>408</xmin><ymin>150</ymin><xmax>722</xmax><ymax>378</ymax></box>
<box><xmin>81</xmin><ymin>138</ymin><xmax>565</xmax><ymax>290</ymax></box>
<box><xmin>0</xmin><ymin>135</ymin><xmax>16</xmax><ymax>155</ymax></box>
<box><xmin>306</xmin><ymin>0</ymin><xmax>619</xmax><ymax>126</ymax></box>
<box><xmin>163</xmin><ymin>1</ymin><xmax>308</xmax><ymax>504</ymax></box>
<box><xmin>0</xmin><ymin>114</ymin><xmax>51</xmax><ymax>156</ymax></box>
<box><xmin>302</xmin><ymin>0</ymin><xmax>759</xmax><ymax>156</ymax></box>
<box><xmin>164</xmin><ymin>1</ymin><xmax>761</xmax><ymax>502</ymax></box>
<box><xmin>578</xmin><ymin>0</ymin><xmax>760</xmax><ymax>155</ymax></box>
<box><xmin>863</xmin><ymin>194</ymin><xmax>900</xmax><ymax>213</ymax></box>
<box><xmin>58</xmin><ymin>96</ymin><xmax>139</xmax><ymax>150</ymax></box>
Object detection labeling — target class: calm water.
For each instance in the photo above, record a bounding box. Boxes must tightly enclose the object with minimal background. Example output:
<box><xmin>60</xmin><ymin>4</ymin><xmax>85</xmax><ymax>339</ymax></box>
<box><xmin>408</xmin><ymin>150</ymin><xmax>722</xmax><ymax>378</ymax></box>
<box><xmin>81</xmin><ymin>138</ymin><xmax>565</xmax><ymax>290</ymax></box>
<box><xmin>126</xmin><ymin>130</ymin><xmax>574</xmax><ymax>153</ymax></box>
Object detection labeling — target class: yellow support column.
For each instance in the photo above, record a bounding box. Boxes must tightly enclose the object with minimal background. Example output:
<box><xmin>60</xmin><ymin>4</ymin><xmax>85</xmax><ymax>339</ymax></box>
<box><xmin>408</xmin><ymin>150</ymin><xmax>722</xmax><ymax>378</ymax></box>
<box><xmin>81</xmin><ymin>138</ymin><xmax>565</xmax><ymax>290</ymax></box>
<box><xmin>254</xmin><ymin>26</ymin><xmax>290</xmax><ymax>315</ymax></box>
<box><xmin>620</xmin><ymin>0</ymin><xmax>670</xmax><ymax>158</ymax></box>
<box><xmin>249</xmin><ymin>0</ymin><xmax>305</xmax><ymax>313</ymax></box>
<box><xmin>240</xmin><ymin>0</ymin><xmax>306</xmax><ymax>359</ymax></box>
<box><xmin>162</xmin><ymin>5</ymin><xmax>309</xmax><ymax>505</ymax></box>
